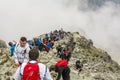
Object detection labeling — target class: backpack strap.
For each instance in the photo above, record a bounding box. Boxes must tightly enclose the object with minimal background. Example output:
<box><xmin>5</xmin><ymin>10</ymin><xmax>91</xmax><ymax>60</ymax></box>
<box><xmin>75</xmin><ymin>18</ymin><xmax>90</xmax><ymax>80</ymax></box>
<box><xmin>19</xmin><ymin>65</ymin><xmax>23</xmax><ymax>76</ymax></box>
<box><xmin>24</xmin><ymin>49</ymin><xmax>27</xmax><ymax>53</ymax></box>
<box><xmin>44</xmin><ymin>66</ymin><xmax>47</xmax><ymax>77</ymax></box>
<box><xmin>16</xmin><ymin>43</ymin><xmax>30</xmax><ymax>54</ymax></box>
<box><xmin>16</xmin><ymin>43</ymin><xmax>19</xmax><ymax>47</ymax></box>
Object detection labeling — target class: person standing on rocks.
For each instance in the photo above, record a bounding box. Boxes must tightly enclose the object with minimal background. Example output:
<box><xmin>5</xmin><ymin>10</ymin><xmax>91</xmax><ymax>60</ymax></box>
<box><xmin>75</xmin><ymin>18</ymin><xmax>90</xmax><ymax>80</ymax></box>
<box><xmin>13</xmin><ymin>48</ymin><xmax>53</xmax><ymax>80</ymax></box>
<box><xmin>8</xmin><ymin>42</ymin><xmax>15</xmax><ymax>56</ymax></box>
<box><xmin>50</xmin><ymin>58</ymin><xmax>70</xmax><ymax>80</ymax></box>
<box><xmin>56</xmin><ymin>45</ymin><xmax>63</xmax><ymax>57</ymax></box>
<box><xmin>14</xmin><ymin>37</ymin><xmax>30</xmax><ymax>66</ymax></box>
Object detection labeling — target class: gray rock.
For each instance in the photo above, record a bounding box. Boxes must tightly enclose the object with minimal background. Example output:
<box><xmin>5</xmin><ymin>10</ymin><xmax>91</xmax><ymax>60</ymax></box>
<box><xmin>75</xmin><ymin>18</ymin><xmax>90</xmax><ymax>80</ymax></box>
<box><xmin>0</xmin><ymin>40</ymin><xmax>7</xmax><ymax>48</ymax></box>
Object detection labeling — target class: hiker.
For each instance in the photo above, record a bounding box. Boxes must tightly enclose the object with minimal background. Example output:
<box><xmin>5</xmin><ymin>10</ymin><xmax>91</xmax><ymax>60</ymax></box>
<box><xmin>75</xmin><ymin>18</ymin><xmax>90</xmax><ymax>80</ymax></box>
<box><xmin>38</xmin><ymin>43</ymin><xmax>44</xmax><ymax>51</ymax></box>
<box><xmin>65</xmin><ymin>52</ymin><xmax>71</xmax><ymax>61</ymax></box>
<box><xmin>14</xmin><ymin>37</ymin><xmax>30</xmax><ymax>66</ymax></box>
<box><xmin>34</xmin><ymin>37</ymin><xmax>42</xmax><ymax>46</ymax></box>
<box><xmin>44</xmin><ymin>43</ymin><xmax>49</xmax><ymax>52</ymax></box>
<box><xmin>75</xmin><ymin>59</ymin><xmax>83</xmax><ymax>72</ymax></box>
<box><xmin>33</xmin><ymin>37</ymin><xmax>44</xmax><ymax>51</ymax></box>
<box><xmin>8</xmin><ymin>42</ymin><xmax>15</xmax><ymax>56</ymax></box>
<box><xmin>62</xmin><ymin>48</ymin><xmax>71</xmax><ymax>61</ymax></box>
<box><xmin>50</xmin><ymin>40</ymin><xmax>54</xmax><ymax>47</ymax></box>
<box><xmin>27</xmin><ymin>40</ymin><xmax>35</xmax><ymax>49</ymax></box>
<box><xmin>56</xmin><ymin>33</ymin><xmax>60</xmax><ymax>41</ymax></box>
<box><xmin>47</xmin><ymin>40</ymin><xmax>53</xmax><ymax>50</ymax></box>
<box><xmin>59</xmin><ymin>51</ymin><xmax>65</xmax><ymax>59</ymax></box>
<box><xmin>50</xmin><ymin>32</ymin><xmax>54</xmax><ymax>40</ymax></box>
<box><xmin>50</xmin><ymin>58</ymin><xmax>70</xmax><ymax>80</ymax></box>
<box><xmin>59</xmin><ymin>28</ymin><xmax>65</xmax><ymax>39</ymax></box>
<box><xmin>27</xmin><ymin>40</ymin><xmax>35</xmax><ymax>46</ymax></box>
<box><xmin>13</xmin><ymin>48</ymin><xmax>53</xmax><ymax>80</ymax></box>
<box><xmin>45</xmin><ymin>34</ymin><xmax>49</xmax><ymax>41</ymax></box>
<box><xmin>43</xmin><ymin>38</ymin><xmax>48</xmax><ymax>44</ymax></box>
<box><xmin>53</xmin><ymin>33</ymin><xmax>57</xmax><ymax>41</ymax></box>
<box><xmin>56</xmin><ymin>45</ymin><xmax>62</xmax><ymax>57</ymax></box>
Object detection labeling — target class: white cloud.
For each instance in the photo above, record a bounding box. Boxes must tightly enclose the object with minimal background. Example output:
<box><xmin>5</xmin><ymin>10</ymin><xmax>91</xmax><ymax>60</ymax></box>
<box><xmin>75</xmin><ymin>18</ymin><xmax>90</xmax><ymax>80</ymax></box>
<box><xmin>0</xmin><ymin>0</ymin><xmax>120</xmax><ymax>64</ymax></box>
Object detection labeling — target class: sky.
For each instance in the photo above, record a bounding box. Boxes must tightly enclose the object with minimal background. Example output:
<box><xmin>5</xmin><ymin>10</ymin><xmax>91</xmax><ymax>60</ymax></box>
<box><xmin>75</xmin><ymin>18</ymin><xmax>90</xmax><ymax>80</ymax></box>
<box><xmin>0</xmin><ymin>0</ymin><xmax>120</xmax><ymax>64</ymax></box>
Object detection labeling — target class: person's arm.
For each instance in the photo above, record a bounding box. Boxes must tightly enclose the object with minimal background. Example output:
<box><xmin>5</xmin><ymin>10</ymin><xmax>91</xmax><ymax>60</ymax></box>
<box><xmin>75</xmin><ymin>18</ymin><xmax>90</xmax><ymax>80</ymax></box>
<box><xmin>13</xmin><ymin>40</ymin><xmax>17</xmax><ymax>45</ymax></box>
<box><xmin>45</xmin><ymin>67</ymin><xmax>53</xmax><ymax>80</ymax></box>
<box><xmin>24</xmin><ymin>47</ymin><xmax>30</xmax><ymax>63</ymax></box>
<box><xmin>14</xmin><ymin>46</ymin><xmax>19</xmax><ymax>64</ymax></box>
<box><xmin>13</xmin><ymin>66</ymin><xmax>22</xmax><ymax>80</ymax></box>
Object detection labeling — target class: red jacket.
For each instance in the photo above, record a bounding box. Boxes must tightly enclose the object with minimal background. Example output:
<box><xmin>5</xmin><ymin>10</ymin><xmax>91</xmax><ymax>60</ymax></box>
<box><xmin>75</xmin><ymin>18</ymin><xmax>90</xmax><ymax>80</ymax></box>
<box><xmin>56</xmin><ymin>60</ymin><xmax>68</xmax><ymax>67</ymax></box>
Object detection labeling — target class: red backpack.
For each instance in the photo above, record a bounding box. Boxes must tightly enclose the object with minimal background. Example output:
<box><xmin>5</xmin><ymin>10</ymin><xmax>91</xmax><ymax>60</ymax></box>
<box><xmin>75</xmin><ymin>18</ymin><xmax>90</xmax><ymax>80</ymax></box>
<box><xmin>22</xmin><ymin>62</ymin><xmax>40</xmax><ymax>80</ymax></box>
<box><xmin>56</xmin><ymin>60</ymin><xmax>68</xmax><ymax>67</ymax></box>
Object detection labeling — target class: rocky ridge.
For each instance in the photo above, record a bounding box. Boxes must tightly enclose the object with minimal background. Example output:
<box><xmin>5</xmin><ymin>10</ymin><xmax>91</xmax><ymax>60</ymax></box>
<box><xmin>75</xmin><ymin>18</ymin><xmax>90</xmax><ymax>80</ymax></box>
<box><xmin>0</xmin><ymin>32</ymin><xmax>120</xmax><ymax>80</ymax></box>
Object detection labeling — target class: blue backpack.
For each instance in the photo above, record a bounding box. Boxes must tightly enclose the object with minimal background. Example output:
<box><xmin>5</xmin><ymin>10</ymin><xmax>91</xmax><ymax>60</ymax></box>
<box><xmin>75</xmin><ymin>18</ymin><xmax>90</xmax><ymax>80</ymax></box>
<box><xmin>27</xmin><ymin>40</ymin><xmax>34</xmax><ymax>46</ymax></box>
<box><xmin>34</xmin><ymin>38</ymin><xmax>42</xmax><ymax>46</ymax></box>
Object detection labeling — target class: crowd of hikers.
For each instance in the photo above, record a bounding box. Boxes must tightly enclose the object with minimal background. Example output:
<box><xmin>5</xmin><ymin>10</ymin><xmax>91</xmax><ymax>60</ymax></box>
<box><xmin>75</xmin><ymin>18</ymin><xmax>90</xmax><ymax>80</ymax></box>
<box><xmin>8</xmin><ymin>29</ymin><xmax>66</xmax><ymax>57</ymax></box>
<box><xmin>8</xmin><ymin>29</ymin><xmax>83</xmax><ymax>80</ymax></box>
<box><xmin>56</xmin><ymin>45</ymin><xmax>71</xmax><ymax>61</ymax></box>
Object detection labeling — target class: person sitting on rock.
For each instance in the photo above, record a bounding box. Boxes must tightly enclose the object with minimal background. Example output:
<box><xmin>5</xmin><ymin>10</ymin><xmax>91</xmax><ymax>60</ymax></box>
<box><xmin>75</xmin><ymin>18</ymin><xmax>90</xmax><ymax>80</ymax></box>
<box><xmin>75</xmin><ymin>59</ymin><xmax>83</xmax><ymax>72</ymax></box>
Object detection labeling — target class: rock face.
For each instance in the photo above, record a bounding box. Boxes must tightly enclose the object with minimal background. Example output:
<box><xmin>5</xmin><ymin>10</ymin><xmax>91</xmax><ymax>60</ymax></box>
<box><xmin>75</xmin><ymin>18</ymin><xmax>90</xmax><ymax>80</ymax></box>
<box><xmin>0</xmin><ymin>32</ymin><xmax>120</xmax><ymax>80</ymax></box>
<box><xmin>70</xmin><ymin>32</ymin><xmax>120</xmax><ymax>80</ymax></box>
<box><xmin>0</xmin><ymin>39</ymin><xmax>7</xmax><ymax>48</ymax></box>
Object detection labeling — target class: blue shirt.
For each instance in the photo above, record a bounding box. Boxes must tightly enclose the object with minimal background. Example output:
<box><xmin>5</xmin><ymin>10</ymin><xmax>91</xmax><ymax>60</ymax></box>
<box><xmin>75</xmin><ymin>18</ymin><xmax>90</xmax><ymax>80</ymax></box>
<box><xmin>10</xmin><ymin>45</ymin><xmax>15</xmax><ymax>56</ymax></box>
<box><xmin>47</xmin><ymin>42</ymin><xmax>52</xmax><ymax>49</ymax></box>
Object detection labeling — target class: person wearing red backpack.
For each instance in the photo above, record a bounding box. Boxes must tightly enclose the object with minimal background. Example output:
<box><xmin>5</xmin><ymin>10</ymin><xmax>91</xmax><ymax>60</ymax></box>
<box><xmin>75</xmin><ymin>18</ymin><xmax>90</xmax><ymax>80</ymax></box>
<box><xmin>13</xmin><ymin>48</ymin><xmax>53</xmax><ymax>80</ymax></box>
<box><xmin>55</xmin><ymin>59</ymin><xmax>70</xmax><ymax>80</ymax></box>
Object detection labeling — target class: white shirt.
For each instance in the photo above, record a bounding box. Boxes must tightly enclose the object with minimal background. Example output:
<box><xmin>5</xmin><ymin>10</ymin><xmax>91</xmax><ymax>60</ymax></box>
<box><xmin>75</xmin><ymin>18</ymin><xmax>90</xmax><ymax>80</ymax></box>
<box><xmin>13</xmin><ymin>61</ymin><xmax>53</xmax><ymax>80</ymax></box>
<box><xmin>14</xmin><ymin>43</ymin><xmax>30</xmax><ymax>64</ymax></box>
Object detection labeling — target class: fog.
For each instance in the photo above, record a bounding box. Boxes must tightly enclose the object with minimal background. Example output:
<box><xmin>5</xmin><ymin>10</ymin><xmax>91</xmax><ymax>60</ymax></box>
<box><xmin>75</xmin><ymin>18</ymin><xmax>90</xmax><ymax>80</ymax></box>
<box><xmin>0</xmin><ymin>0</ymin><xmax>120</xmax><ymax>64</ymax></box>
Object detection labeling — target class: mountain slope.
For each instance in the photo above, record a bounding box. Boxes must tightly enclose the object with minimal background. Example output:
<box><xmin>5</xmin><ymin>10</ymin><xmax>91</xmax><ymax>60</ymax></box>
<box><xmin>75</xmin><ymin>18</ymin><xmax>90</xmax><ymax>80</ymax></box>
<box><xmin>0</xmin><ymin>31</ymin><xmax>120</xmax><ymax>80</ymax></box>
